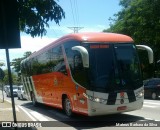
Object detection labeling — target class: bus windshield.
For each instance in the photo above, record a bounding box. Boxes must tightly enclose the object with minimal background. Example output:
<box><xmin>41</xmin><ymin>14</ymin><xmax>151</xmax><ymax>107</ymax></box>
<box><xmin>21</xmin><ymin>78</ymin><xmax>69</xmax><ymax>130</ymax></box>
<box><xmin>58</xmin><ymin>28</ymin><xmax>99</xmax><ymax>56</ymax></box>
<box><xmin>83</xmin><ymin>43</ymin><xmax>143</xmax><ymax>93</ymax></box>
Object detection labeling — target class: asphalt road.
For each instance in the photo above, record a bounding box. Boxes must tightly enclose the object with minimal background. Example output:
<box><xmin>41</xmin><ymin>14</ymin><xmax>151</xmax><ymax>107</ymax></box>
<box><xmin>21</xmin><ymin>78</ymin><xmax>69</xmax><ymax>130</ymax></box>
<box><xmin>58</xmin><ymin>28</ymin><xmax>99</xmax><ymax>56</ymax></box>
<box><xmin>1</xmin><ymin>90</ymin><xmax>160</xmax><ymax>130</ymax></box>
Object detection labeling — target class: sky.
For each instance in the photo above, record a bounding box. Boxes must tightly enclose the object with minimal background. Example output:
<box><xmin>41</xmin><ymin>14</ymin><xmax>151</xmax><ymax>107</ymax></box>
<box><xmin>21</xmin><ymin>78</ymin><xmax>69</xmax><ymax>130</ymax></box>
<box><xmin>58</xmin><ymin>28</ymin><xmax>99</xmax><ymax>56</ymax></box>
<box><xmin>0</xmin><ymin>0</ymin><xmax>121</xmax><ymax>68</ymax></box>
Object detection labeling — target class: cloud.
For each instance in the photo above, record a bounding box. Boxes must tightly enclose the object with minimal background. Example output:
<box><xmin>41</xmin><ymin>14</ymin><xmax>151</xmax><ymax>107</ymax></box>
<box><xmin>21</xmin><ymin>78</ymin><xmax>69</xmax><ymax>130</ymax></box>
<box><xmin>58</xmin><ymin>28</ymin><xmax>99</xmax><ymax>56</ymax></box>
<box><xmin>0</xmin><ymin>35</ymin><xmax>57</xmax><ymax>64</ymax></box>
<box><xmin>20</xmin><ymin>35</ymin><xmax>57</xmax><ymax>52</ymax></box>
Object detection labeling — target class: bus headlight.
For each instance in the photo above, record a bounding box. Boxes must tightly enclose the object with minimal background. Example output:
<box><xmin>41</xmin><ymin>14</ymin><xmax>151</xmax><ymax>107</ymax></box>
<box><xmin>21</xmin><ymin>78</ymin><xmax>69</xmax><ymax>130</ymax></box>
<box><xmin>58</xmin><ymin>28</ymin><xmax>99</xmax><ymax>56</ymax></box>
<box><xmin>83</xmin><ymin>93</ymin><xmax>107</xmax><ymax>104</ymax></box>
<box><xmin>94</xmin><ymin>98</ymin><xmax>100</xmax><ymax>102</ymax></box>
<box><xmin>139</xmin><ymin>92</ymin><xmax>144</xmax><ymax>97</ymax></box>
<box><xmin>94</xmin><ymin>97</ymin><xmax>106</xmax><ymax>103</ymax></box>
<box><xmin>136</xmin><ymin>90</ymin><xmax>144</xmax><ymax>98</ymax></box>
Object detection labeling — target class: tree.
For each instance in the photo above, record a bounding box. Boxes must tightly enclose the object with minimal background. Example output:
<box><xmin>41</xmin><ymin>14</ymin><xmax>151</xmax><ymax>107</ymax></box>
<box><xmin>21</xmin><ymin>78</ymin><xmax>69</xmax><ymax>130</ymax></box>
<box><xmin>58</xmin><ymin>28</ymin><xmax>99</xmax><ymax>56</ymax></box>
<box><xmin>104</xmin><ymin>0</ymin><xmax>160</xmax><ymax>78</ymax></box>
<box><xmin>23</xmin><ymin>51</ymin><xmax>32</xmax><ymax>58</ymax></box>
<box><xmin>18</xmin><ymin>0</ymin><xmax>65</xmax><ymax>37</ymax></box>
<box><xmin>11</xmin><ymin>51</ymin><xmax>32</xmax><ymax>74</ymax></box>
<box><xmin>2</xmin><ymin>69</ymin><xmax>18</xmax><ymax>85</ymax></box>
<box><xmin>10</xmin><ymin>51</ymin><xmax>32</xmax><ymax>84</ymax></box>
<box><xmin>0</xmin><ymin>62</ymin><xmax>5</xmax><ymax>67</ymax></box>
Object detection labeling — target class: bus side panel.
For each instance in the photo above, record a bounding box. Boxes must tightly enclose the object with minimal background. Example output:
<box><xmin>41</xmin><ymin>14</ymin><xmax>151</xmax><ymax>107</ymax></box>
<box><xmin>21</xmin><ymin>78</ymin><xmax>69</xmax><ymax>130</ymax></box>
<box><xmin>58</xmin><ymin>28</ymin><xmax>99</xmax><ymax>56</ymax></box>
<box><xmin>32</xmin><ymin>72</ymin><xmax>59</xmax><ymax>106</ymax></box>
<box><xmin>31</xmin><ymin>71</ymin><xmax>89</xmax><ymax>115</ymax></box>
<box><xmin>75</xmin><ymin>85</ymin><xmax>88</xmax><ymax>115</ymax></box>
<box><xmin>21</xmin><ymin>76</ymin><xmax>31</xmax><ymax>100</ymax></box>
<box><xmin>31</xmin><ymin>72</ymin><xmax>77</xmax><ymax>110</ymax></box>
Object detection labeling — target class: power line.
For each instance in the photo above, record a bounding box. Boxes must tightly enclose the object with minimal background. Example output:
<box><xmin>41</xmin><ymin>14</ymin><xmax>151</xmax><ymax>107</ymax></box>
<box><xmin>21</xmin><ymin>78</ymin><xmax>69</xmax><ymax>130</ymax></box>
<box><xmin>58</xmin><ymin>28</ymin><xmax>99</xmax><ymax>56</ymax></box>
<box><xmin>68</xmin><ymin>0</ymin><xmax>82</xmax><ymax>33</ymax></box>
<box><xmin>73</xmin><ymin>0</ymin><xmax>79</xmax><ymax>26</ymax></box>
<box><xmin>68</xmin><ymin>27</ymin><xmax>84</xmax><ymax>33</ymax></box>
<box><xmin>69</xmin><ymin>0</ymin><xmax>80</xmax><ymax>27</ymax></box>
<box><xmin>69</xmin><ymin>0</ymin><xmax>76</xmax><ymax>26</ymax></box>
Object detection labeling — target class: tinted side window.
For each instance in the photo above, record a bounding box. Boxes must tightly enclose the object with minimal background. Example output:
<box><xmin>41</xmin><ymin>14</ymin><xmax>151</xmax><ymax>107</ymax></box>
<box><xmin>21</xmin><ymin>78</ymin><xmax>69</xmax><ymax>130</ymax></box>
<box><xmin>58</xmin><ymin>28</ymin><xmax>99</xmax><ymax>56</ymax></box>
<box><xmin>63</xmin><ymin>41</ymin><xmax>80</xmax><ymax>72</ymax></box>
<box><xmin>24</xmin><ymin>45</ymin><xmax>67</xmax><ymax>75</ymax></box>
<box><xmin>52</xmin><ymin>46</ymin><xmax>67</xmax><ymax>75</ymax></box>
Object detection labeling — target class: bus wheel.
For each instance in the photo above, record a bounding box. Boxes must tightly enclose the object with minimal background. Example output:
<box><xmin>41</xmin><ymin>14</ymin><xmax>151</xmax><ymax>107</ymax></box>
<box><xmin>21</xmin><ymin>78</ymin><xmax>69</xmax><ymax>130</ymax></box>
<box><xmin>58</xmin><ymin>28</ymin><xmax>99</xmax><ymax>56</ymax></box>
<box><xmin>64</xmin><ymin>97</ymin><xmax>73</xmax><ymax>117</ymax></box>
<box><xmin>151</xmin><ymin>92</ymin><xmax>157</xmax><ymax>100</ymax></box>
<box><xmin>31</xmin><ymin>93</ymin><xmax>37</xmax><ymax>106</ymax></box>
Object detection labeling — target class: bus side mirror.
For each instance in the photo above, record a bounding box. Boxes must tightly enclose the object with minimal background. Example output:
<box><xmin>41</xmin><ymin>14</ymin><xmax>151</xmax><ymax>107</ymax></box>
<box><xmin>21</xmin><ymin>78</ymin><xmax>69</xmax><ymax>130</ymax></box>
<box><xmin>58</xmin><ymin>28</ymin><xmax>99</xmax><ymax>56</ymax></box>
<box><xmin>136</xmin><ymin>45</ymin><xmax>154</xmax><ymax>64</ymax></box>
<box><xmin>72</xmin><ymin>46</ymin><xmax>89</xmax><ymax>68</ymax></box>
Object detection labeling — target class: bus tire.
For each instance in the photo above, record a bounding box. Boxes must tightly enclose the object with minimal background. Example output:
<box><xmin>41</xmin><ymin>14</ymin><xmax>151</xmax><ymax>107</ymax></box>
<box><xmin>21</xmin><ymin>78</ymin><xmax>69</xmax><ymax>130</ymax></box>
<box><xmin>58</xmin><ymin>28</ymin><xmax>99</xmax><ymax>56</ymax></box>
<box><xmin>31</xmin><ymin>92</ymin><xmax>37</xmax><ymax>106</ymax></box>
<box><xmin>63</xmin><ymin>97</ymin><xmax>73</xmax><ymax>117</ymax></box>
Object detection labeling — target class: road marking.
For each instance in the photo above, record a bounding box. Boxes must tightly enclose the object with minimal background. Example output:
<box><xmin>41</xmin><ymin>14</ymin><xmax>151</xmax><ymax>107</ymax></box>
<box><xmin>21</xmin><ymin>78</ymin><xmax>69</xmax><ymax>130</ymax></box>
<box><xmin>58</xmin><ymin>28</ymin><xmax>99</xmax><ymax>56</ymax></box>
<box><xmin>0</xmin><ymin>107</ymin><xmax>19</xmax><ymax>112</ymax></box>
<box><xmin>144</xmin><ymin>102</ymin><xmax>160</xmax><ymax>106</ymax></box>
<box><xmin>17</xmin><ymin>105</ymin><xmax>37</xmax><ymax>121</ymax></box>
<box><xmin>143</xmin><ymin>105</ymin><xmax>157</xmax><ymax>108</ymax></box>
<box><xmin>30</xmin><ymin>111</ymin><xmax>49</xmax><ymax>121</ymax></box>
<box><xmin>144</xmin><ymin>117</ymin><xmax>153</xmax><ymax>120</ymax></box>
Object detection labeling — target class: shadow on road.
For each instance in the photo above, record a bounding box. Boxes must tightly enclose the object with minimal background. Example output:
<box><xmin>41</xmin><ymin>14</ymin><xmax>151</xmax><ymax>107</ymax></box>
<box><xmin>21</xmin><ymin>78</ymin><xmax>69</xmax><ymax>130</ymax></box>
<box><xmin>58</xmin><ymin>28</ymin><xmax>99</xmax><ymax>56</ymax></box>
<box><xmin>20</xmin><ymin>102</ymin><xmax>151</xmax><ymax>129</ymax></box>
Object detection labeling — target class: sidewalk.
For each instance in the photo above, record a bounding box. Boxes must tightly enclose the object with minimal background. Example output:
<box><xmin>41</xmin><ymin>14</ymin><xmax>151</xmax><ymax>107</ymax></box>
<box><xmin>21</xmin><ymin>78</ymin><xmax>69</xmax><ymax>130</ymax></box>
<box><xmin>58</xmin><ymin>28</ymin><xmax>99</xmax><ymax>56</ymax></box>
<box><xmin>0</xmin><ymin>98</ymin><xmax>36</xmax><ymax>130</ymax></box>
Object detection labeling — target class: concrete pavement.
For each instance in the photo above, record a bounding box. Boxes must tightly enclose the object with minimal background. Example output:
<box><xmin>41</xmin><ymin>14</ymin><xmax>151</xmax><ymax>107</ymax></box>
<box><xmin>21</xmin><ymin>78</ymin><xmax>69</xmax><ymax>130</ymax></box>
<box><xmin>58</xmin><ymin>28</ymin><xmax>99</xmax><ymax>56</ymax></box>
<box><xmin>0</xmin><ymin>98</ymin><xmax>37</xmax><ymax>130</ymax></box>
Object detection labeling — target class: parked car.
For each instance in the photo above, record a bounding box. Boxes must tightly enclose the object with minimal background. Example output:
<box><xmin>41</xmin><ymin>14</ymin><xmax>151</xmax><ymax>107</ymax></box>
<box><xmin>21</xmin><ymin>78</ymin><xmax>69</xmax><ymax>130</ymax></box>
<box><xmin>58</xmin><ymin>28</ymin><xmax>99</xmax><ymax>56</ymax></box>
<box><xmin>4</xmin><ymin>85</ymin><xmax>9</xmax><ymax>92</ymax></box>
<box><xmin>17</xmin><ymin>85</ymin><xmax>26</xmax><ymax>100</ymax></box>
<box><xmin>5</xmin><ymin>85</ymin><xmax>18</xmax><ymax>97</ymax></box>
<box><xmin>144</xmin><ymin>78</ymin><xmax>160</xmax><ymax>100</ymax></box>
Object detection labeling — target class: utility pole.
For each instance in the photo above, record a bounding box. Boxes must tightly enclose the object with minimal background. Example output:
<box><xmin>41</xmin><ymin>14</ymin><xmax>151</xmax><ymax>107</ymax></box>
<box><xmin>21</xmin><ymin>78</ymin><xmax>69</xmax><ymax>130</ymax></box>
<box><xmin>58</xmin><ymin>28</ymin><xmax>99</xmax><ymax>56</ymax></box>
<box><xmin>0</xmin><ymin>68</ymin><xmax>5</xmax><ymax>102</ymax></box>
<box><xmin>68</xmin><ymin>27</ymin><xmax>83</xmax><ymax>33</ymax></box>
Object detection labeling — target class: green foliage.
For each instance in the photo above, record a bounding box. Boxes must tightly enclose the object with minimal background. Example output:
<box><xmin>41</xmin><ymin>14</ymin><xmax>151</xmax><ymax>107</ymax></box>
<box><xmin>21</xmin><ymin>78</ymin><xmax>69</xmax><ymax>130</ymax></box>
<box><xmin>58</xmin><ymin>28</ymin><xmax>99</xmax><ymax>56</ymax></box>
<box><xmin>0</xmin><ymin>62</ymin><xmax>5</xmax><ymax>67</ymax></box>
<box><xmin>17</xmin><ymin>0</ymin><xmax>65</xmax><ymax>37</ymax></box>
<box><xmin>104</xmin><ymin>0</ymin><xmax>160</xmax><ymax>79</ymax></box>
<box><xmin>11</xmin><ymin>51</ymin><xmax>32</xmax><ymax>74</ymax></box>
<box><xmin>10</xmin><ymin>51</ymin><xmax>32</xmax><ymax>84</ymax></box>
<box><xmin>1</xmin><ymin>69</ymin><xmax>19</xmax><ymax>85</ymax></box>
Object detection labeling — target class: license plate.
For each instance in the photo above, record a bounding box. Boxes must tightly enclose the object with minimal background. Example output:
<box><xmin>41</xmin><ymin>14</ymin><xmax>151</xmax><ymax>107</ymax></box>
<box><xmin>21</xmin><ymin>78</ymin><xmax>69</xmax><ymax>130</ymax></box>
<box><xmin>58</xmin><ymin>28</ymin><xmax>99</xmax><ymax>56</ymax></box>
<box><xmin>117</xmin><ymin>106</ymin><xmax>127</xmax><ymax>111</ymax></box>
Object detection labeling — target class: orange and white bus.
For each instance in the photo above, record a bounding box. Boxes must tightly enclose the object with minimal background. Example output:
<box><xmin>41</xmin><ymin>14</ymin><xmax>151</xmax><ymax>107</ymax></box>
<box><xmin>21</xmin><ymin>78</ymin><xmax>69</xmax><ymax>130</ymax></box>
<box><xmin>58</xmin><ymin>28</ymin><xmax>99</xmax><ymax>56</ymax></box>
<box><xmin>20</xmin><ymin>32</ymin><xmax>153</xmax><ymax>116</ymax></box>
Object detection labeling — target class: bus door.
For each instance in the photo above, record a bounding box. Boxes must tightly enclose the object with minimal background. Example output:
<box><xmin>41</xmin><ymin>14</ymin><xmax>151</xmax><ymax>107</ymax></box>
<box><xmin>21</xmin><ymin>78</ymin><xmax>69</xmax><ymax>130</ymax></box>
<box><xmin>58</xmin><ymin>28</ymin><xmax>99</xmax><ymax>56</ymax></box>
<box><xmin>73</xmin><ymin>54</ymin><xmax>88</xmax><ymax>114</ymax></box>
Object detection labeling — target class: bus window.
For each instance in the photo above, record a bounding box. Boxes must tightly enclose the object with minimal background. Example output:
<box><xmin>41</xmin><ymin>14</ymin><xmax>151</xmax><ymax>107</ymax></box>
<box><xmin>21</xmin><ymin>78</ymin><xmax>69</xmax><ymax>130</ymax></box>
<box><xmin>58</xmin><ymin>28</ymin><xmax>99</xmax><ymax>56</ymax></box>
<box><xmin>64</xmin><ymin>41</ymin><xmax>89</xmax><ymax>88</ymax></box>
<box><xmin>83</xmin><ymin>43</ymin><xmax>143</xmax><ymax>93</ymax></box>
<box><xmin>114</xmin><ymin>44</ymin><xmax>143</xmax><ymax>90</ymax></box>
<box><xmin>84</xmin><ymin>43</ymin><xmax>115</xmax><ymax>92</ymax></box>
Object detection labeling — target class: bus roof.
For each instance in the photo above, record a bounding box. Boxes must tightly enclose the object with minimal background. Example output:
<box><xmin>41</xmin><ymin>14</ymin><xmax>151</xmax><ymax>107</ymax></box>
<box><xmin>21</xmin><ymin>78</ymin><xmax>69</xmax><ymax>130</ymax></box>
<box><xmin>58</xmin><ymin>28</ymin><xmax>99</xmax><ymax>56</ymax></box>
<box><xmin>61</xmin><ymin>32</ymin><xmax>133</xmax><ymax>43</ymax></box>
<box><xmin>27</xmin><ymin>32</ymin><xmax>133</xmax><ymax>59</ymax></box>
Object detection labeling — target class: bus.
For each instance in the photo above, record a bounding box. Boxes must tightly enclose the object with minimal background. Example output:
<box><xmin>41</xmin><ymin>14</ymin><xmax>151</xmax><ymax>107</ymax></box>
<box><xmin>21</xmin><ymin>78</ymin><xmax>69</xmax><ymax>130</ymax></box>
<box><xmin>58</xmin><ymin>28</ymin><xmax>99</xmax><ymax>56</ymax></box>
<box><xmin>20</xmin><ymin>32</ymin><xmax>153</xmax><ymax>116</ymax></box>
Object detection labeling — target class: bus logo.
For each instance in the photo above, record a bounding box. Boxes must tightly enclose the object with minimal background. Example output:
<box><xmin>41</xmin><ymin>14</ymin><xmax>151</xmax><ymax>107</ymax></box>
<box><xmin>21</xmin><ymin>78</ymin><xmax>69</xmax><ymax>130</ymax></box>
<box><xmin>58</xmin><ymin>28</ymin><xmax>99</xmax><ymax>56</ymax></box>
<box><xmin>54</xmin><ymin>78</ymin><xmax>58</xmax><ymax>86</ymax></box>
<box><xmin>120</xmin><ymin>92</ymin><xmax>124</xmax><ymax>98</ymax></box>
<box><xmin>120</xmin><ymin>99</ymin><xmax>124</xmax><ymax>104</ymax></box>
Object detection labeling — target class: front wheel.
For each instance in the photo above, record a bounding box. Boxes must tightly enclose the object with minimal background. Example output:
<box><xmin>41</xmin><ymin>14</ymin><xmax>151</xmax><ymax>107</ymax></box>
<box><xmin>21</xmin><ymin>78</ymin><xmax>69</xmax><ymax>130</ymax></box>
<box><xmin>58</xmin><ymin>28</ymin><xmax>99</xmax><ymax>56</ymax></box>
<box><xmin>151</xmin><ymin>92</ymin><xmax>157</xmax><ymax>100</ymax></box>
<box><xmin>63</xmin><ymin>97</ymin><xmax>73</xmax><ymax>117</ymax></box>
